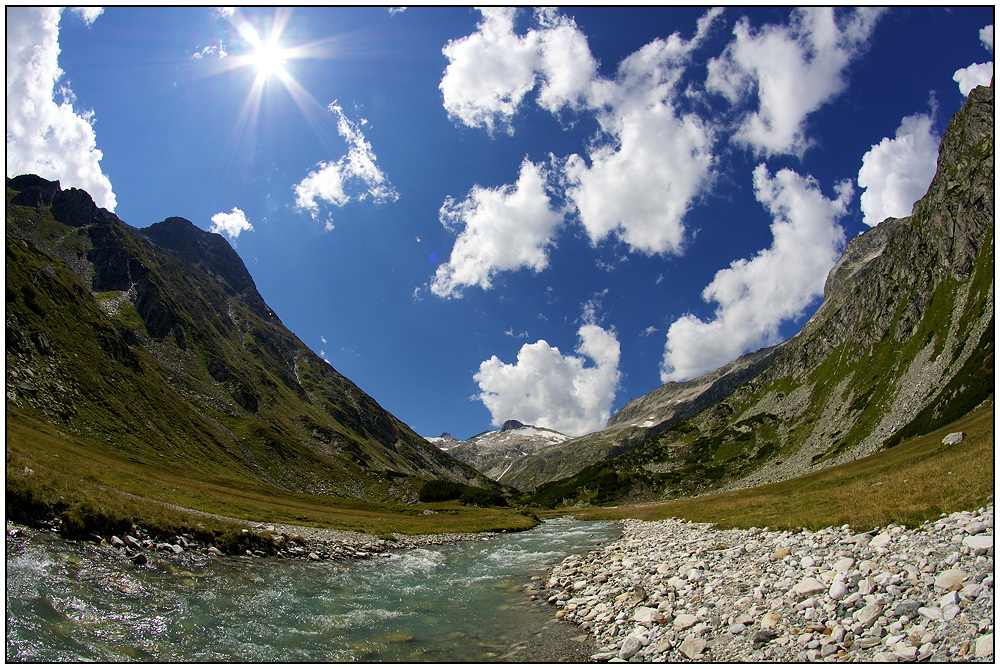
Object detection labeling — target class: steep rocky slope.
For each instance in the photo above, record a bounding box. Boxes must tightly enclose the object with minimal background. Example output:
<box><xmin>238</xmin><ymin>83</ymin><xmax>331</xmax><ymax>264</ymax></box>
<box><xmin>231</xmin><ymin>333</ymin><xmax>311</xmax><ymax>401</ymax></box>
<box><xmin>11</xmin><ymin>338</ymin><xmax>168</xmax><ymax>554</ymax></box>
<box><xmin>6</xmin><ymin>176</ymin><xmax>492</xmax><ymax>503</ymax></box>
<box><xmin>427</xmin><ymin>419</ymin><xmax>572</xmax><ymax>481</ymax></box>
<box><xmin>518</xmin><ymin>83</ymin><xmax>994</xmax><ymax>503</ymax></box>
<box><xmin>496</xmin><ymin>347</ymin><xmax>779</xmax><ymax>491</ymax></box>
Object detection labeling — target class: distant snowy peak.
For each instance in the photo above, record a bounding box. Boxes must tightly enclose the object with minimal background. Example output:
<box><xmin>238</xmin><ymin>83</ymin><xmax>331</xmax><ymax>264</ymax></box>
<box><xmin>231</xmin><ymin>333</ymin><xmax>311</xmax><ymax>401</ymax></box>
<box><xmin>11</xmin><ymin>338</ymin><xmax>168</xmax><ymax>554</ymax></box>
<box><xmin>425</xmin><ymin>420</ymin><xmax>571</xmax><ymax>479</ymax></box>
<box><xmin>426</xmin><ymin>432</ymin><xmax>460</xmax><ymax>451</ymax></box>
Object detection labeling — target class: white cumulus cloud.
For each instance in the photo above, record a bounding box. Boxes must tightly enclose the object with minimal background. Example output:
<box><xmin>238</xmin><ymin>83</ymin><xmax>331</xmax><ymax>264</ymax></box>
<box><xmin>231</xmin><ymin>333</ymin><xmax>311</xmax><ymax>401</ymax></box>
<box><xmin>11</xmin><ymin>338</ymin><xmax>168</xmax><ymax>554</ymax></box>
<box><xmin>431</xmin><ymin>159</ymin><xmax>563</xmax><ymax>298</ymax></box>
<box><xmin>293</xmin><ymin>103</ymin><xmax>398</xmax><ymax>227</ymax></box>
<box><xmin>439</xmin><ymin>8</ymin><xmax>597</xmax><ymax>134</ymax></box>
<box><xmin>562</xmin><ymin>102</ymin><xmax>713</xmax><ymax>255</ymax></box>
<box><xmin>439</xmin><ymin>7</ymin><xmax>721</xmax><ymax>260</ymax></box>
<box><xmin>660</xmin><ymin>164</ymin><xmax>852</xmax><ymax>383</ymax></box>
<box><xmin>953</xmin><ymin>24</ymin><xmax>994</xmax><ymax>97</ymax></box>
<box><xmin>210</xmin><ymin>207</ymin><xmax>253</xmax><ymax>239</ymax></box>
<box><xmin>559</xmin><ymin>9</ymin><xmax>720</xmax><ymax>255</ymax></box>
<box><xmin>71</xmin><ymin>7</ymin><xmax>104</xmax><ymax>26</ymax></box>
<box><xmin>474</xmin><ymin>322</ymin><xmax>620</xmax><ymax>436</ymax></box>
<box><xmin>706</xmin><ymin>7</ymin><xmax>883</xmax><ymax>157</ymax></box>
<box><xmin>857</xmin><ymin>111</ymin><xmax>940</xmax><ymax>226</ymax></box>
<box><xmin>6</xmin><ymin>7</ymin><xmax>117</xmax><ymax>210</ymax></box>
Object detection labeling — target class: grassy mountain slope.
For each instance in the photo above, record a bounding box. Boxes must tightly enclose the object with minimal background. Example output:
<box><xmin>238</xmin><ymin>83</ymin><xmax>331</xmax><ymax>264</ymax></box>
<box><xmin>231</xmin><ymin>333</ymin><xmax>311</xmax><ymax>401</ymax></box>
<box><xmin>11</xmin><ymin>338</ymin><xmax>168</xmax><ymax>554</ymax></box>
<box><xmin>6</xmin><ymin>175</ymin><xmax>496</xmax><ymax>519</ymax></box>
<box><xmin>521</xmin><ymin>83</ymin><xmax>994</xmax><ymax>506</ymax></box>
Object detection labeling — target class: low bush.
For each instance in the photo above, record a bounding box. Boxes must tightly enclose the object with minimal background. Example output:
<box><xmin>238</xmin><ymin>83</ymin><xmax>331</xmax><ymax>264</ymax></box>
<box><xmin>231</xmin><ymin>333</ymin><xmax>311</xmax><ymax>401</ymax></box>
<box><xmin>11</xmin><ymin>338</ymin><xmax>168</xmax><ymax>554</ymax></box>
<box><xmin>418</xmin><ymin>480</ymin><xmax>508</xmax><ymax>507</ymax></box>
<box><xmin>418</xmin><ymin>480</ymin><xmax>464</xmax><ymax>503</ymax></box>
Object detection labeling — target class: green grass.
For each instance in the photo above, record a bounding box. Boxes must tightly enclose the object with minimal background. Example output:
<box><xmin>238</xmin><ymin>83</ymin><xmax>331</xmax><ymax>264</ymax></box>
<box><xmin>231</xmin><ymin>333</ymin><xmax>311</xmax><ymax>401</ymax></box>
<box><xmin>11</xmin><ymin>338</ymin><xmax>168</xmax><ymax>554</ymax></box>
<box><xmin>564</xmin><ymin>403</ymin><xmax>993</xmax><ymax>532</ymax></box>
<box><xmin>5</xmin><ymin>408</ymin><xmax>539</xmax><ymax>538</ymax></box>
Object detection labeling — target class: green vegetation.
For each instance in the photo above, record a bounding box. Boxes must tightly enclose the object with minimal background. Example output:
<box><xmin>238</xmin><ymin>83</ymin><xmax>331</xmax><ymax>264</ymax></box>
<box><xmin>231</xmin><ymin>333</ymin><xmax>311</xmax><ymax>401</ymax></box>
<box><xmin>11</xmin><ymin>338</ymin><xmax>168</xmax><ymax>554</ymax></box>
<box><xmin>418</xmin><ymin>479</ymin><xmax>508</xmax><ymax>507</ymax></box>
<box><xmin>6</xmin><ymin>409</ymin><xmax>537</xmax><ymax>537</ymax></box>
<box><xmin>565</xmin><ymin>404</ymin><xmax>993</xmax><ymax>532</ymax></box>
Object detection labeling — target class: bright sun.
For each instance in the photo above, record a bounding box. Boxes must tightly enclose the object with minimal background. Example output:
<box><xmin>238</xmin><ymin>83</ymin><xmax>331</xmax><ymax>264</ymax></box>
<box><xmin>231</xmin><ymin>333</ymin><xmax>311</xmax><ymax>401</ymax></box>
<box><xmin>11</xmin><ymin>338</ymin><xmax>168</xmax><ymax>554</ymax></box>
<box><xmin>250</xmin><ymin>39</ymin><xmax>287</xmax><ymax>78</ymax></box>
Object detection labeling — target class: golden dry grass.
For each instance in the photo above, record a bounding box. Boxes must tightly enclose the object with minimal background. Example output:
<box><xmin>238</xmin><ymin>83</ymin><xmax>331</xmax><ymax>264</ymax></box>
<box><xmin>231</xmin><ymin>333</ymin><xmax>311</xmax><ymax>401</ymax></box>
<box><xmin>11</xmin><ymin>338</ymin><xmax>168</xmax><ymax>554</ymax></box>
<box><xmin>6</xmin><ymin>408</ymin><xmax>538</xmax><ymax>537</ymax></box>
<box><xmin>567</xmin><ymin>404</ymin><xmax>994</xmax><ymax>532</ymax></box>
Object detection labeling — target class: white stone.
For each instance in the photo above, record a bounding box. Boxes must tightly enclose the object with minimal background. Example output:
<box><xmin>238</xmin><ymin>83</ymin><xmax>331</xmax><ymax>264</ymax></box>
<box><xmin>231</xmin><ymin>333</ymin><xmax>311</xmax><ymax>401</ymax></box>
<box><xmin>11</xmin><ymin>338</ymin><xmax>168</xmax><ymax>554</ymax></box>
<box><xmin>678</xmin><ymin>636</ymin><xmax>707</xmax><ymax>660</ymax></box>
<box><xmin>633</xmin><ymin>606</ymin><xmax>663</xmax><ymax>624</ymax></box>
<box><xmin>964</xmin><ymin>520</ymin><xmax>988</xmax><ymax>534</ymax></box>
<box><xmin>829</xmin><ymin>579</ymin><xmax>849</xmax><ymax>601</ymax></box>
<box><xmin>618</xmin><ymin>636</ymin><xmax>643</xmax><ymax>660</ymax></box>
<box><xmin>673</xmin><ymin>614</ymin><xmax>698</xmax><ymax>631</ymax></box>
<box><xmin>870</xmin><ymin>533</ymin><xmax>892</xmax><ymax>548</ymax></box>
<box><xmin>962</xmin><ymin>535</ymin><xmax>993</xmax><ymax>551</ymax></box>
<box><xmin>893</xmin><ymin>643</ymin><xmax>918</xmax><ymax>661</ymax></box>
<box><xmin>975</xmin><ymin>634</ymin><xmax>994</xmax><ymax>658</ymax></box>
<box><xmin>917</xmin><ymin>606</ymin><xmax>942</xmax><ymax>621</ymax></box>
<box><xmin>934</xmin><ymin>568</ymin><xmax>968</xmax><ymax>590</ymax></box>
<box><xmin>832</xmin><ymin>557</ymin><xmax>855</xmax><ymax>573</ymax></box>
<box><xmin>793</xmin><ymin>577</ymin><xmax>826</xmax><ymax>597</ymax></box>
<box><xmin>854</xmin><ymin>602</ymin><xmax>882</xmax><ymax>629</ymax></box>
<box><xmin>941</xmin><ymin>432</ymin><xmax>965</xmax><ymax>445</ymax></box>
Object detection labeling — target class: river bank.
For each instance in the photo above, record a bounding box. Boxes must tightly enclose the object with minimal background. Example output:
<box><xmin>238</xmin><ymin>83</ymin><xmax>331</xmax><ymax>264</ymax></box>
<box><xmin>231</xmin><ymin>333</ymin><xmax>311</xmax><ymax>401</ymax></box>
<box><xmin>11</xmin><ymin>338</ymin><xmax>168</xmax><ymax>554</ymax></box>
<box><xmin>7</xmin><ymin>510</ymin><xmax>501</xmax><ymax>567</ymax></box>
<box><xmin>7</xmin><ymin>515</ymin><xmax>620</xmax><ymax>662</ymax></box>
<box><xmin>537</xmin><ymin>504</ymin><xmax>994</xmax><ymax>662</ymax></box>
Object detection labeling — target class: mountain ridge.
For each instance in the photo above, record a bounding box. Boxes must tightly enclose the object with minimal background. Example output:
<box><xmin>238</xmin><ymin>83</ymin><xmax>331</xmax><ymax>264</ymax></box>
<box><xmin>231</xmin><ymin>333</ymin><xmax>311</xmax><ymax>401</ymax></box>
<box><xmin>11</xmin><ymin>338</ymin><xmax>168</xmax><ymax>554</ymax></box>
<box><xmin>426</xmin><ymin>420</ymin><xmax>572</xmax><ymax>481</ymax></box>
<box><xmin>510</xmin><ymin>83</ymin><xmax>994</xmax><ymax>503</ymax></box>
<box><xmin>6</xmin><ymin>176</ymin><xmax>496</xmax><ymax>504</ymax></box>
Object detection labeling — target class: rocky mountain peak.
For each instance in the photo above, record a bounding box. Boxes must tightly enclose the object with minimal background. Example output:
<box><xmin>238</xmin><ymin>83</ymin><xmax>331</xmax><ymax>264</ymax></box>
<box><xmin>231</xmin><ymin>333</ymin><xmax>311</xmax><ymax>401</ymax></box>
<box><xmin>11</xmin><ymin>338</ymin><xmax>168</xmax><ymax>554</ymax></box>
<box><xmin>500</xmin><ymin>419</ymin><xmax>527</xmax><ymax>432</ymax></box>
<box><xmin>7</xmin><ymin>174</ymin><xmax>118</xmax><ymax>228</ymax></box>
<box><xmin>138</xmin><ymin>216</ymin><xmax>279</xmax><ymax>323</ymax></box>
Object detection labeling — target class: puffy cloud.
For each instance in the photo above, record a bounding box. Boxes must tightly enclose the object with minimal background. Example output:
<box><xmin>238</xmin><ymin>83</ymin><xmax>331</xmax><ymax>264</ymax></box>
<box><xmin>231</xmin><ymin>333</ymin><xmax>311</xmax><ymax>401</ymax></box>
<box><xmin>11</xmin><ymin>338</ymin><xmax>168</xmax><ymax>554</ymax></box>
<box><xmin>440</xmin><ymin>7</ymin><xmax>721</xmax><ymax>260</ymax></box>
<box><xmin>474</xmin><ymin>322</ymin><xmax>620</xmax><ymax>436</ymax></box>
<box><xmin>559</xmin><ymin>9</ymin><xmax>720</xmax><ymax>255</ymax></box>
<box><xmin>857</xmin><ymin>112</ymin><xmax>940</xmax><ymax>226</ymax></box>
<box><xmin>953</xmin><ymin>24</ymin><xmax>994</xmax><ymax>97</ymax></box>
<box><xmin>439</xmin><ymin>8</ymin><xmax>597</xmax><ymax>134</ymax></box>
<box><xmin>981</xmin><ymin>24</ymin><xmax>995</xmax><ymax>51</ymax></box>
<box><xmin>71</xmin><ymin>7</ymin><xmax>104</xmax><ymax>26</ymax></box>
<box><xmin>210</xmin><ymin>207</ymin><xmax>253</xmax><ymax>239</ymax></box>
<box><xmin>6</xmin><ymin>7</ymin><xmax>117</xmax><ymax>210</ymax></box>
<box><xmin>660</xmin><ymin>164</ymin><xmax>852</xmax><ymax>382</ymax></box>
<box><xmin>955</xmin><ymin>63</ymin><xmax>994</xmax><ymax>96</ymax></box>
<box><xmin>431</xmin><ymin>159</ymin><xmax>563</xmax><ymax>298</ymax></box>
<box><xmin>293</xmin><ymin>103</ymin><xmax>398</xmax><ymax>226</ymax></box>
<box><xmin>707</xmin><ymin>7</ymin><xmax>884</xmax><ymax>157</ymax></box>
<box><xmin>439</xmin><ymin>8</ymin><xmax>542</xmax><ymax>134</ymax></box>
<box><xmin>562</xmin><ymin>102</ymin><xmax>713</xmax><ymax>255</ymax></box>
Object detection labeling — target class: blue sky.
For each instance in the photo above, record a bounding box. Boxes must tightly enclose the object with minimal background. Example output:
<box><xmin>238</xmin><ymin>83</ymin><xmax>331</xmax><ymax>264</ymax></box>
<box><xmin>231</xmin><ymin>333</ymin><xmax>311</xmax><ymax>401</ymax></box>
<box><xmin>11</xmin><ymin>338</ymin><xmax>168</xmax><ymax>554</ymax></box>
<box><xmin>7</xmin><ymin>6</ymin><xmax>994</xmax><ymax>439</ymax></box>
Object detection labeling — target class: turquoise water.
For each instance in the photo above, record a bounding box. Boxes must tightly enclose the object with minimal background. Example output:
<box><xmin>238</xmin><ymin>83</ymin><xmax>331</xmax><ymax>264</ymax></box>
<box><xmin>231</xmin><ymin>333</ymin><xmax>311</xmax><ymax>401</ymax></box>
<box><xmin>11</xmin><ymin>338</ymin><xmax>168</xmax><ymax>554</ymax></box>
<box><xmin>5</xmin><ymin>517</ymin><xmax>618</xmax><ymax>662</ymax></box>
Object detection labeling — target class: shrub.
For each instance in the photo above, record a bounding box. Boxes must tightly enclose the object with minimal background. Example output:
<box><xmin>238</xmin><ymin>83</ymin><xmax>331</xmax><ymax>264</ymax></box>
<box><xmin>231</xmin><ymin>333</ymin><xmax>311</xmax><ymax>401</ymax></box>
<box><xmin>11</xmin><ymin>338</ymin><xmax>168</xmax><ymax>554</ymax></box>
<box><xmin>418</xmin><ymin>480</ymin><xmax>508</xmax><ymax>507</ymax></box>
<box><xmin>418</xmin><ymin>480</ymin><xmax>463</xmax><ymax>503</ymax></box>
<box><xmin>459</xmin><ymin>487</ymin><xmax>508</xmax><ymax>508</ymax></box>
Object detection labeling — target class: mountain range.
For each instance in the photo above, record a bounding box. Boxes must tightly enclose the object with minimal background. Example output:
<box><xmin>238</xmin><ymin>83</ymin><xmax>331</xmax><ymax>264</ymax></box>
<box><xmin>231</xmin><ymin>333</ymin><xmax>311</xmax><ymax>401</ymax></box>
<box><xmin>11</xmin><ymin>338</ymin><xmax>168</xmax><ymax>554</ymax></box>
<box><xmin>426</xmin><ymin>419</ymin><xmax>571</xmax><ymax>481</ymax></box>
<box><xmin>6</xmin><ymin>175</ymin><xmax>494</xmax><ymax>505</ymax></box>
<box><xmin>500</xmin><ymin>83</ymin><xmax>995</xmax><ymax>505</ymax></box>
<box><xmin>5</xmin><ymin>83</ymin><xmax>993</xmax><ymax>517</ymax></box>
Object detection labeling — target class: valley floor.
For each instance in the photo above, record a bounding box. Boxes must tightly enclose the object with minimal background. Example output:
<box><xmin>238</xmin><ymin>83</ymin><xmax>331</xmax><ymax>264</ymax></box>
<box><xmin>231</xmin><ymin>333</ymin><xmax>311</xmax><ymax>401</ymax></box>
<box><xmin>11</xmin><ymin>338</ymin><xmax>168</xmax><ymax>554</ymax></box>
<box><xmin>537</xmin><ymin>503</ymin><xmax>995</xmax><ymax>662</ymax></box>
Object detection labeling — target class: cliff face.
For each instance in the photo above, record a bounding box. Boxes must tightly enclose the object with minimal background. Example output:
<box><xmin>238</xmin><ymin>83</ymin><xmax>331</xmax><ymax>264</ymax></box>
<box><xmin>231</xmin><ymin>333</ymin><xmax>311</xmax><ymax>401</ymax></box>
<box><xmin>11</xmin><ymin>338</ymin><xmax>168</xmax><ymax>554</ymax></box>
<box><xmin>6</xmin><ymin>177</ymin><xmax>492</xmax><ymax>502</ymax></box>
<box><xmin>519</xmin><ymin>84</ymin><xmax>994</xmax><ymax>503</ymax></box>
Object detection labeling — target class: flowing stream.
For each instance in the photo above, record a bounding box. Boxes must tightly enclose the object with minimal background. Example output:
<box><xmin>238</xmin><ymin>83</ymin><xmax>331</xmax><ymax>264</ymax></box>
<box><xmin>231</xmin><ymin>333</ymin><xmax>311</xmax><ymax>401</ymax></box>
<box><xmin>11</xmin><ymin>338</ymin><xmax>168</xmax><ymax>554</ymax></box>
<box><xmin>6</xmin><ymin>517</ymin><xmax>619</xmax><ymax>662</ymax></box>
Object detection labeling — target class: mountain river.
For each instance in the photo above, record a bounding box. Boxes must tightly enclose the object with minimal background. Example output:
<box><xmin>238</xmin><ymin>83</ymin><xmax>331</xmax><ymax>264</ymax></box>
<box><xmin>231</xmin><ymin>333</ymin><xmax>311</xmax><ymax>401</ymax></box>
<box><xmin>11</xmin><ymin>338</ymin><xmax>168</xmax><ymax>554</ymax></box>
<box><xmin>6</xmin><ymin>517</ymin><xmax>619</xmax><ymax>662</ymax></box>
